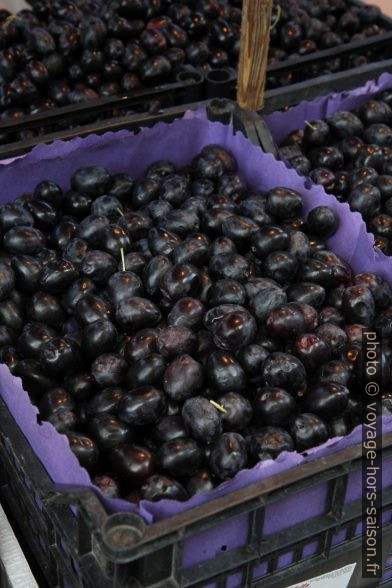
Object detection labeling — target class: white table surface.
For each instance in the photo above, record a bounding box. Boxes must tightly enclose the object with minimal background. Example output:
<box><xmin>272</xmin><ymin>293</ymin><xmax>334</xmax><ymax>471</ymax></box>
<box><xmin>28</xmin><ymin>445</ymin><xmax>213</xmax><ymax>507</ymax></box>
<box><xmin>0</xmin><ymin>504</ymin><xmax>38</xmax><ymax>588</ymax></box>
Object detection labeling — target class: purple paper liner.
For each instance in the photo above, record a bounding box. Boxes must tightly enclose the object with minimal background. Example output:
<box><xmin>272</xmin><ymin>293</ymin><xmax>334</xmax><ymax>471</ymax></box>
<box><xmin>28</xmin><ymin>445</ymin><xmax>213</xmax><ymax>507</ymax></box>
<box><xmin>0</xmin><ymin>111</ymin><xmax>391</xmax><ymax>574</ymax></box>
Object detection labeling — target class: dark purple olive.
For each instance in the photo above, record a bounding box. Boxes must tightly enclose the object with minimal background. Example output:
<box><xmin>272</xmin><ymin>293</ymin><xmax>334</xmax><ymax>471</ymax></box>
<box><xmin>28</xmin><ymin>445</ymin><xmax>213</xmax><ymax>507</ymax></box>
<box><xmin>210</xmin><ymin>308</ymin><xmax>257</xmax><ymax>350</ymax></box>
<box><xmin>206</xmin><ymin>350</ymin><xmax>246</xmax><ymax>392</ymax></box>
<box><xmin>77</xmin><ymin>215</ymin><xmax>109</xmax><ymax>247</ymax></box>
<box><xmin>93</xmin><ymin>475</ymin><xmax>120</xmax><ymax>499</ymax></box>
<box><xmin>65</xmin><ymin>372</ymin><xmax>95</xmax><ymax>402</ymax></box>
<box><xmin>75</xmin><ymin>295</ymin><xmax>112</xmax><ymax>326</ymax></box>
<box><xmin>186</xmin><ymin>470</ymin><xmax>215</xmax><ymax>496</ymax></box>
<box><xmin>302</xmin><ymin>382</ymin><xmax>349</xmax><ymax>420</ymax></box>
<box><xmin>38</xmin><ymin>258</ymin><xmax>78</xmax><ymax>294</ymax></box>
<box><xmin>17</xmin><ymin>322</ymin><xmax>56</xmax><ymax>359</ymax></box>
<box><xmin>112</xmin><ymin>444</ymin><xmax>156</xmax><ymax>486</ymax></box>
<box><xmin>40</xmin><ymin>337</ymin><xmax>81</xmax><ymax>376</ymax></box>
<box><xmin>182</xmin><ymin>396</ymin><xmax>222</xmax><ymax>445</ymax></box>
<box><xmin>88</xmin><ymin>413</ymin><xmax>133</xmax><ymax>451</ymax></box>
<box><xmin>62</xmin><ymin>278</ymin><xmax>96</xmax><ymax>314</ymax></box>
<box><xmin>29</xmin><ymin>291</ymin><xmax>65</xmax><ymax>329</ymax></box>
<box><xmin>141</xmin><ymin>474</ymin><xmax>188</xmax><ymax>502</ymax></box>
<box><xmin>67</xmin><ymin>432</ymin><xmax>99</xmax><ymax>471</ymax></box>
<box><xmin>0</xmin><ymin>262</ymin><xmax>14</xmax><ymax>300</ymax></box>
<box><xmin>158</xmin><ymin>437</ymin><xmax>203</xmax><ymax>477</ymax></box>
<box><xmin>247</xmin><ymin>427</ymin><xmax>294</xmax><ymax>464</ymax></box>
<box><xmin>4</xmin><ymin>226</ymin><xmax>46</xmax><ymax>254</ymax></box>
<box><xmin>125</xmin><ymin>353</ymin><xmax>166</xmax><ymax>388</ymax></box>
<box><xmin>156</xmin><ymin>326</ymin><xmax>197</xmax><ymax>358</ymax></box>
<box><xmin>167</xmin><ymin>297</ymin><xmax>205</xmax><ymax>329</ymax></box>
<box><xmin>82</xmin><ymin>320</ymin><xmax>118</xmax><ymax>359</ymax></box>
<box><xmin>152</xmin><ymin>415</ymin><xmax>187</xmax><ymax>445</ymax></box>
<box><xmin>160</xmin><ymin>263</ymin><xmax>200</xmax><ymax>300</ymax></box>
<box><xmin>71</xmin><ymin>166</ymin><xmax>111</xmax><ymax>197</ymax></box>
<box><xmin>209</xmin><ymin>432</ymin><xmax>247</xmax><ymax>480</ymax></box>
<box><xmin>91</xmin><ymin>353</ymin><xmax>128</xmax><ymax>388</ymax></box>
<box><xmin>116</xmin><ymin>297</ymin><xmax>162</xmax><ymax>331</ymax></box>
<box><xmin>14</xmin><ymin>358</ymin><xmax>56</xmax><ymax>397</ymax></box>
<box><xmin>81</xmin><ymin>250</ymin><xmax>117</xmax><ymax>284</ymax></box>
<box><xmin>118</xmin><ymin>386</ymin><xmax>166</xmax><ymax>427</ymax></box>
<box><xmin>289</xmin><ymin>413</ymin><xmax>329</xmax><ymax>451</ymax></box>
<box><xmin>216</xmin><ymin>392</ymin><xmax>252</xmax><ymax>432</ymax></box>
<box><xmin>253</xmin><ymin>387</ymin><xmax>296</xmax><ymax>427</ymax></box>
<box><xmin>86</xmin><ymin>387</ymin><xmax>124</xmax><ymax>418</ymax></box>
<box><xmin>39</xmin><ymin>387</ymin><xmax>74</xmax><ymax>419</ymax></box>
<box><xmin>163</xmin><ymin>354</ymin><xmax>203</xmax><ymax>401</ymax></box>
<box><xmin>0</xmin><ymin>204</ymin><xmax>34</xmax><ymax>233</ymax></box>
<box><xmin>262</xmin><ymin>352</ymin><xmax>306</xmax><ymax>393</ymax></box>
<box><xmin>63</xmin><ymin>191</ymin><xmax>93</xmax><ymax>218</ymax></box>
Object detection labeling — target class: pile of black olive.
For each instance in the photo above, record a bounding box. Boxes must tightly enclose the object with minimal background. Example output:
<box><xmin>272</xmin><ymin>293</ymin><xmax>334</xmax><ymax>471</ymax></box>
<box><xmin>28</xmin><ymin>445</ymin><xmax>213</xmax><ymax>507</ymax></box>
<box><xmin>0</xmin><ymin>144</ymin><xmax>390</xmax><ymax>504</ymax></box>
<box><xmin>280</xmin><ymin>89</ymin><xmax>392</xmax><ymax>256</ymax></box>
<box><xmin>0</xmin><ymin>0</ymin><xmax>385</xmax><ymax>136</ymax></box>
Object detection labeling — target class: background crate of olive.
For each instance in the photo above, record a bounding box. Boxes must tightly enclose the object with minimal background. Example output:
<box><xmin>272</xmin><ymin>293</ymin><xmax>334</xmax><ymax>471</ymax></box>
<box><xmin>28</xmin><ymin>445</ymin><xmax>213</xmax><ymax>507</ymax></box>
<box><xmin>0</xmin><ymin>0</ymin><xmax>391</xmax><ymax>155</ymax></box>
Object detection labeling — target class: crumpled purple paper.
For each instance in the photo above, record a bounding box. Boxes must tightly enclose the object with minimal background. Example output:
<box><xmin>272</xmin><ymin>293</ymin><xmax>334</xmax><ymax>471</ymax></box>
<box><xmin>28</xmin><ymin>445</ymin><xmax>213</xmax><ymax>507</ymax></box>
<box><xmin>266</xmin><ymin>72</ymin><xmax>392</xmax><ymax>146</ymax></box>
<box><xmin>265</xmin><ymin>72</ymin><xmax>392</xmax><ymax>286</ymax></box>
<box><xmin>0</xmin><ymin>110</ymin><xmax>391</xmax><ymax>575</ymax></box>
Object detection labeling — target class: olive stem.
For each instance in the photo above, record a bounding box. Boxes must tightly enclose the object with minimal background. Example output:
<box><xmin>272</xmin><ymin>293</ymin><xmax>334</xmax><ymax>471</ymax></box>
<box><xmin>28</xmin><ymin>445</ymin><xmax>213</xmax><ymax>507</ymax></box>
<box><xmin>120</xmin><ymin>248</ymin><xmax>126</xmax><ymax>272</ymax></box>
<box><xmin>305</xmin><ymin>120</ymin><xmax>317</xmax><ymax>132</ymax></box>
<box><xmin>209</xmin><ymin>400</ymin><xmax>228</xmax><ymax>414</ymax></box>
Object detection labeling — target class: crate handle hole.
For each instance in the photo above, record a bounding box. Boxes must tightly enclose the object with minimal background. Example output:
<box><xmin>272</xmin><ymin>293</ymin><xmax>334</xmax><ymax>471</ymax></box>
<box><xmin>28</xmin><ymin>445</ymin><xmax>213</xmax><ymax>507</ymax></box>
<box><xmin>176</xmin><ymin>71</ymin><xmax>203</xmax><ymax>85</ymax></box>
<box><xmin>206</xmin><ymin>69</ymin><xmax>232</xmax><ymax>83</ymax></box>
<box><xmin>102</xmin><ymin>513</ymin><xmax>146</xmax><ymax>553</ymax></box>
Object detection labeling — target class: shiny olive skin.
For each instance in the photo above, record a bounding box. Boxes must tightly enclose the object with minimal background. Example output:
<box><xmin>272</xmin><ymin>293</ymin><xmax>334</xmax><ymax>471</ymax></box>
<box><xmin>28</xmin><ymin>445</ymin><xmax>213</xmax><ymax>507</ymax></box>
<box><xmin>4</xmin><ymin>226</ymin><xmax>46</xmax><ymax>254</ymax></box>
<box><xmin>163</xmin><ymin>354</ymin><xmax>203</xmax><ymax>401</ymax></box>
<box><xmin>158</xmin><ymin>437</ymin><xmax>203</xmax><ymax>478</ymax></box>
<box><xmin>82</xmin><ymin>319</ymin><xmax>118</xmax><ymax>359</ymax></box>
<box><xmin>28</xmin><ymin>291</ymin><xmax>65</xmax><ymax>329</ymax></box>
<box><xmin>206</xmin><ymin>350</ymin><xmax>246</xmax><ymax>392</ymax></box>
<box><xmin>91</xmin><ymin>353</ymin><xmax>128</xmax><ymax>388</ymax></box>
<box><xmin>289</xmin><ymin>413</ymin><xmax>329</xmax><ymax>452</ymax></box>
<box><xmin>40</xmin><ymin>336</ymin><xmax>81</xmax><ymax>376</ymax></box>
<box><xmin>112</xmin><ymin>444</ymin><xmax>157</xmax><ymax>486</ymax></box>
<box><xmin>209</xmin><ymin>432</ymin><xmax>247</xmax><ymax>480</ymax></box>
<box><xmin>88</xmin><ymin>413</ymin><xmax>133</xmax><ymax>451</ymax></box>
<box><xmin>17</xmin><ymin>322</ymin><xmax>56</xmax><ymax>359</ymax></box>
<box><xmin>117</xmin><ymin>386</ymin><xmax>167</xmax><ymax>427</ymax></box>
<box><xmin>116</xmin><ymin>297</ymin><xmax>162</xmax><ymax>331</ymax></box>
<box><xmin>247</xmin><ymin>427</ymin><xmax>294</xmax><ymax>464</ymax></box>
<box><xmin>253</xmin><ymin>388</ymin><xmax>296</xmax><ymax>427</ymax></box>
<box><xmin>141</xmin><ymin>474</ymin><xmax>188</xmax><ymax>502</ymax></box>
<box><xmin>302</xmin><ymin>383</ymin><xmax>350</xmax><ymax>420</ymax></box>
<box><xmin>67</xmin><ymin>432</ymin><xmax>99</xmax><ymax>471</ymax></box>
<box><xmin>75</xmin><ymin>295</ymin><xmax>112</xmax><ymax>327</ymax></box>
<box><xmin>11</xmin><ymin>255</ymin><xmax>43</xmax><ymax>293</ymax></box>
<box><xmin>125</xmin><ymin>351</ymin><xmax>165</xmax><ymax>389</ymax></box>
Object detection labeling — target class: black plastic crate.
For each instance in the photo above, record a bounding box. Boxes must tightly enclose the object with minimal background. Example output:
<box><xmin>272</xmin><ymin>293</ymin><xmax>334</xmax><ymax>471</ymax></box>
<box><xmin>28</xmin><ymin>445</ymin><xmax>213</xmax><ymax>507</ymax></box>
<box><xmin>1</xmin><ymin>394</ymin><xmax>392</xmax><ymax>588</ymax></box>
<box><xmin>0</xmin><ymin>70</ymin><xmax>205</xmax><ymax>154</ymax></box>
<box><xmin>2</xmin><ymin>57</ymin><xmax>392</xmax><ymax>159</ymax></box>
<box><xmin>0</xmin><ymin>95</ymin><xmax>391</xmax><ymax>588</ymax></box>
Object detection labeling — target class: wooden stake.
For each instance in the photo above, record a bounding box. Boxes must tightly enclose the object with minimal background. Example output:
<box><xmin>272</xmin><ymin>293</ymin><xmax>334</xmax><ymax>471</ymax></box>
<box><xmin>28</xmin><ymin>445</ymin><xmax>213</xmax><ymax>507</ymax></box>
<box><xmin>237</xmin><ymin>0</ymin><xmax>274</xmax><ymax>111</ymax></box>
